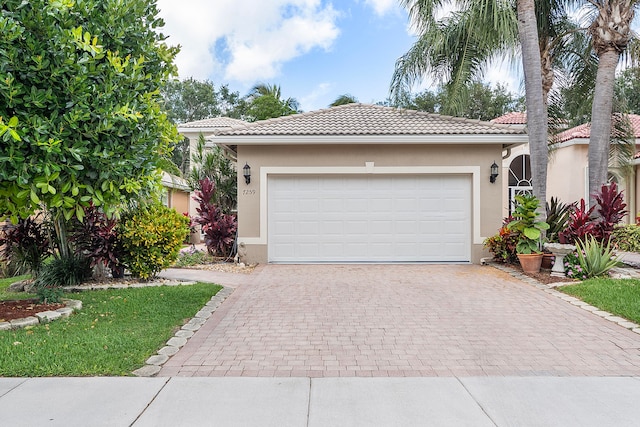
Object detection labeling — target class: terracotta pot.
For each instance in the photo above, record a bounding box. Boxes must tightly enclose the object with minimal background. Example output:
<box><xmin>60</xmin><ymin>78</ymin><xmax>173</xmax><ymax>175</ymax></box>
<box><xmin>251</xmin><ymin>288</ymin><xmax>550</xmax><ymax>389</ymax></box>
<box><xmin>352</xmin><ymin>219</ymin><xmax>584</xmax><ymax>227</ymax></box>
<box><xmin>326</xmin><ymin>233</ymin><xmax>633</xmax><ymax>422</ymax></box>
<box><xmin>541</xmin><ymin>253</ymin><xmax>555</xmax><ymax>270</ymax></box>
<box><xmin>517</xmin><ymin>253</ymin><xmax>544</xmax><ymax>274</ymax></box>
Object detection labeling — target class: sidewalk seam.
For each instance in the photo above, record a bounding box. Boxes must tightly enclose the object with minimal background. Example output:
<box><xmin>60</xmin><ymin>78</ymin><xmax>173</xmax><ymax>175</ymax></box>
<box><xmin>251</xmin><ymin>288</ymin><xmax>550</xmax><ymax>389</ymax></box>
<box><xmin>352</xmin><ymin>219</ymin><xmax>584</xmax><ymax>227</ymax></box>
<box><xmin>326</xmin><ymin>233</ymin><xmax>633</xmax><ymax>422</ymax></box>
<box><xmin>128</xmin><ymin>377</ymin><xmax>171</xmax><ymax>426</ymax></box>
<box><xmin>456</xmin><ymin>377</ymin><xmax>498</xmax><ymax>427</ymax></box>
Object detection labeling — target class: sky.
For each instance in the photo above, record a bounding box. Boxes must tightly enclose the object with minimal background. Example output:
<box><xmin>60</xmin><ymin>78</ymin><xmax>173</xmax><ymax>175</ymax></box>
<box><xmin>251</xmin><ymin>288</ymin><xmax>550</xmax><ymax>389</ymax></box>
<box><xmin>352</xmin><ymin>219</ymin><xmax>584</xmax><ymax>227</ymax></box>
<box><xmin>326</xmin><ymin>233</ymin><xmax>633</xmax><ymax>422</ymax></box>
<box><xmin>156</xmin><ymin>0</ymin><xmax>521</xmax><ymax>112</ymax></box>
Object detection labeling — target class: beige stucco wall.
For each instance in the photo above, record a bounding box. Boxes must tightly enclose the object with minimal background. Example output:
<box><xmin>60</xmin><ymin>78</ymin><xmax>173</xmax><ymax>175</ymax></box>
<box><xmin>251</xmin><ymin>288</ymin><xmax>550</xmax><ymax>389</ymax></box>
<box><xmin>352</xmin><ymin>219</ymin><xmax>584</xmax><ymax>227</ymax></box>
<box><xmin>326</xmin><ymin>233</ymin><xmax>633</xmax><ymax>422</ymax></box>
<box><xmin>547</xmin><ymin>144</ymin><xmax>589</xmax><ymax>205</ymax></box>
<box><xmin>236</xmin><ymin>143</ymin><xmax>506</xmax><ymax>265</ymax></box>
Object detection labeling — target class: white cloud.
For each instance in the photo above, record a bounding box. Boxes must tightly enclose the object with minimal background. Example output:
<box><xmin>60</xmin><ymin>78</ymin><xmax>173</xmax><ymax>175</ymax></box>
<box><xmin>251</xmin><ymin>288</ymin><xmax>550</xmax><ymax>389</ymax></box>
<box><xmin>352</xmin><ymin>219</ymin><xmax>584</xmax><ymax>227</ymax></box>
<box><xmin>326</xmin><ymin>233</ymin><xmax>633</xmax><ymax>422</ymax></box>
<box><xmin>157</xmin><ymin>0</ymin><xmax>340</xmax><ymax>83</ymax></box>
<box><xmin>299</xmin><ymin>82</ymin><xmax>333</xmax><ymax>111</ymax></box>
<box><xmin>362</xmin><ymin>0</ymin><xmax>398</xmax><ymax>16</ymax></box>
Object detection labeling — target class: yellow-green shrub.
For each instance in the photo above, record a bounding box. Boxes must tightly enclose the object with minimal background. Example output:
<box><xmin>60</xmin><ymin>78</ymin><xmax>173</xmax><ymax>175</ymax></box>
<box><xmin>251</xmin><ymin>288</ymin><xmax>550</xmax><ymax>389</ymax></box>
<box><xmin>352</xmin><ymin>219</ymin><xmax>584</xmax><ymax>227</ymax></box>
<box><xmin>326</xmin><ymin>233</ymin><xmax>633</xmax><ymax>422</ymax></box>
<box><xmin>118</xmin><ymin>204</ymin><xmax>190</xmax><ymax>279</ymax></box>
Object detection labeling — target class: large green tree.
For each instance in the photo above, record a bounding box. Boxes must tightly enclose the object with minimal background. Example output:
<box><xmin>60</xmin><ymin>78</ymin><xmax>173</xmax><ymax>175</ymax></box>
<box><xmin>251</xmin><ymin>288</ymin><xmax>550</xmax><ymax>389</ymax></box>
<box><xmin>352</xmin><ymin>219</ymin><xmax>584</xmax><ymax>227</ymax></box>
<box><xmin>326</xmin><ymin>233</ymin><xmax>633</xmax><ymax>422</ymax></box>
<box><xmin>0</xmin><ymin>0</ymin><xmax>179</xmax><ymax>249</ymax></box>
<box><xmin>394</xmin><ymin>0</ymin><xmax>548</xmax><ymax>204</ymax></box>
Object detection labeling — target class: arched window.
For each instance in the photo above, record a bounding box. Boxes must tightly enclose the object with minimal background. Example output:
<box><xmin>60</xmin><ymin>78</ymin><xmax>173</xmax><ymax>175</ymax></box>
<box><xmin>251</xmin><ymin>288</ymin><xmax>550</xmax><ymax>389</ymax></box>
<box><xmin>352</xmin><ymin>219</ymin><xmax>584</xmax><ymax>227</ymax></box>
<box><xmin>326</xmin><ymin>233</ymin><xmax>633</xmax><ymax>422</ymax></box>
<box><xmin>508</xmin><ymin>155</ymin><xmax>533</xmax><ymax>215</ymax></box>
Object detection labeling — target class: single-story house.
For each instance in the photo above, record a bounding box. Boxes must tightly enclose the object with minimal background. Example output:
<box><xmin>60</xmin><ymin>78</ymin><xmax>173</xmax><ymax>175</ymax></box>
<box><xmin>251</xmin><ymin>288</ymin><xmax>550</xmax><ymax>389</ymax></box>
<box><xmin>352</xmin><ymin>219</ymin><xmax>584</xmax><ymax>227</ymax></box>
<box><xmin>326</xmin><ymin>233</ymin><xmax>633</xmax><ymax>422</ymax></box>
<box><xmin>212</xmin><ymin>103</ymin><xmax>527</xmax><ymax>265</ymax></box>
<box><xmin>493</xmin><ymin>112</ymin><xmax>640</xmax><ymax>220</ymax></box>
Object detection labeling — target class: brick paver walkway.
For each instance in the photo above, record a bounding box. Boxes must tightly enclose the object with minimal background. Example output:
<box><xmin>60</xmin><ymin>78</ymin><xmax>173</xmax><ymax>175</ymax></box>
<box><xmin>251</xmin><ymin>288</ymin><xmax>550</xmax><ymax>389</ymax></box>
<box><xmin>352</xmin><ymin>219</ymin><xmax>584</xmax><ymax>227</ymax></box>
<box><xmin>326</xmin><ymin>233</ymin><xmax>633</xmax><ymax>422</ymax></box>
<box><xmin>159</xmin><ymin>265</ymin><xmax>640</xmax><ymax>377</ymax></box>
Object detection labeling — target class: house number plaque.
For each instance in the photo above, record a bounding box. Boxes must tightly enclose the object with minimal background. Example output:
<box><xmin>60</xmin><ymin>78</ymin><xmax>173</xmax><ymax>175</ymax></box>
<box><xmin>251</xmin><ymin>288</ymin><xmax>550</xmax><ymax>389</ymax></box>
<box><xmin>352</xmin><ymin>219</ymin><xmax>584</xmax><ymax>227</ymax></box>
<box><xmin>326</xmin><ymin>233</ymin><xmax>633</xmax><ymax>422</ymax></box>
<box><xmin>242</xmin><ymin>189</ymin><xmax>256</xmax><ymax>196</ymax></box>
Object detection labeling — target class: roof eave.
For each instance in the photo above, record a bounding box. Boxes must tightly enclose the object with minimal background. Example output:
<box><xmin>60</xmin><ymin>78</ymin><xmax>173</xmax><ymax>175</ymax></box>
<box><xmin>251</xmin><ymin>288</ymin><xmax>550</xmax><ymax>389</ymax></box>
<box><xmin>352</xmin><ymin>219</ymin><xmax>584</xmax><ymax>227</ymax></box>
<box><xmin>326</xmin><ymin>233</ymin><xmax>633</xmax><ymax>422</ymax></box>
<box><xmin>213</xmin><ymin>134</ymin><xmax>529</xmax><ymax>146</ymax></box>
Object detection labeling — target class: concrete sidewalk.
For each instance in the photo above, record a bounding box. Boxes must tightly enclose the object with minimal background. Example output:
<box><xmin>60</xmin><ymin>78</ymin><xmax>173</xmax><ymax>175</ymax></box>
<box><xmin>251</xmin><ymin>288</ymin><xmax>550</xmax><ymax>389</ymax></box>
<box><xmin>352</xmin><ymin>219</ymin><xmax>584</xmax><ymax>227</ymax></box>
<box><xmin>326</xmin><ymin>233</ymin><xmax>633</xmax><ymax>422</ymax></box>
<box><xmin>1</xmin><ymin>376</ymin><xmax>640</xmax><ymax>426</ymax></box>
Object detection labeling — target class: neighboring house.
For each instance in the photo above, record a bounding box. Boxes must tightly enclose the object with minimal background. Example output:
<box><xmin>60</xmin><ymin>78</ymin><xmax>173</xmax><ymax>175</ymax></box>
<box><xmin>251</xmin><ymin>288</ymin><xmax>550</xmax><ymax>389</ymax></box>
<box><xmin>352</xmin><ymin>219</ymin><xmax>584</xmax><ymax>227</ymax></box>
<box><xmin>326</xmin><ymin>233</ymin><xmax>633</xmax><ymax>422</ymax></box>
<box><xmin>493</xmin><ymin>112</ymin><xmax>640</xmax><ymax>220</ymax></box>
<box><xmin>213</xmin><ymin>103</ymin><xmax>527</xmax><ymax>265</ymax></box>
<box><xmin>161</xmin><ymin>171</ymin><xmax>191</xmax><ymax>215</ymax></box>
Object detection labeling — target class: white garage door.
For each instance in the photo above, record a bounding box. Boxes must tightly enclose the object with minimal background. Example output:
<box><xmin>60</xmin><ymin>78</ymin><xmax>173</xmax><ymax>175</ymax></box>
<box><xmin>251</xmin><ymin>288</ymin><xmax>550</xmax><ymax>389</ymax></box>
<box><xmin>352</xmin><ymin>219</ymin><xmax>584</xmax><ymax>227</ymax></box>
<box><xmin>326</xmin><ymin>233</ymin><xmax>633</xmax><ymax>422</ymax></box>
<box><xmin>268</xmin><ymin>175</ymin><xmax>471</xmax><ymax>263</ymax></box>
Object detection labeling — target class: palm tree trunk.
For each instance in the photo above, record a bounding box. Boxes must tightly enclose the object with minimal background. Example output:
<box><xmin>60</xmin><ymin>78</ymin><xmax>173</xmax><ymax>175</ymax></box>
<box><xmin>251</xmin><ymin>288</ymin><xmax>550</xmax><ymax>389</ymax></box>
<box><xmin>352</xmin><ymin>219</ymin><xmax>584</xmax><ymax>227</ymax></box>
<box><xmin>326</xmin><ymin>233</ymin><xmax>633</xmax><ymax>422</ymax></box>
<box><xmin>589</xmin><ymin>49</ymin><xmax>619</xmax><ymax>202</ymax></box>
<box><xmin>517</xmin><ymin>0</ymin><xmax>548</xmax><ymax>212</ymax></box>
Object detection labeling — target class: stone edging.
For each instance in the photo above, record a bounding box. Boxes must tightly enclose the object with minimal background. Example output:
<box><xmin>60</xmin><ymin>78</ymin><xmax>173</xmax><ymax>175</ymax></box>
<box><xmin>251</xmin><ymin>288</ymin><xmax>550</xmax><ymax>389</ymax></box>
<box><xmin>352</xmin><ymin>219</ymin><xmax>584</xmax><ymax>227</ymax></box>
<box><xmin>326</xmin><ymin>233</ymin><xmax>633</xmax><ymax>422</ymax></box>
<box><xmin>0</xmin><ymin>298</ymin><xmax>83</xmax><ymax>331</ymax></box>
<box><xmin>490</xmin><ymin>262</ymin><xmax>640</xmax><ymax>335</ymax></box>
<box><xmin>132</xmin><ymin>286</ymin><xmax>234</xmax><ymax>377</ymax></box>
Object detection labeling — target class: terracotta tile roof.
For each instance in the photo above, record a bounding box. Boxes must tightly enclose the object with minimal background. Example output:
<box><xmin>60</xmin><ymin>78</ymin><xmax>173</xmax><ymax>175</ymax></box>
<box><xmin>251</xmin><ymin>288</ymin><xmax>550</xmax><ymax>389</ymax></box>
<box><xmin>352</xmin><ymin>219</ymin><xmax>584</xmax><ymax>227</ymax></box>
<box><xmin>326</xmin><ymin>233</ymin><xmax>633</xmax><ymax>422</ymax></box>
<box><xmin>555</xmin><ymin>114</ymin><xmax>640</xmax><ymax>143</ymax></box>
<box><xmin>491</xmin><ymin>112</ymin><xmax>527</xmax><ymax>125</ymax></box>
<box><xmin>217</xmin><ymin>103</ymin><xmax>525</xmax><ymax>136</ymax></box>
<box><xmin>178</xmin><ymin>117</ymin><xmax>247</xmax><ymax>129</ymax></box>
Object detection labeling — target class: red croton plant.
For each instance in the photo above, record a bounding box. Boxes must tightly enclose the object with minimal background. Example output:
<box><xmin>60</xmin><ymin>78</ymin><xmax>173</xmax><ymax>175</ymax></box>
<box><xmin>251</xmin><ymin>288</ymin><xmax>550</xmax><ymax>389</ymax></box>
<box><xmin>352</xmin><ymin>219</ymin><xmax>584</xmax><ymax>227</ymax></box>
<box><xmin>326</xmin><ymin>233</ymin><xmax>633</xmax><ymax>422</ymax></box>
<box><xmin>193</xmin><ymin>178</ymin><xmax>238</xmax><ymax>257</ymax></box>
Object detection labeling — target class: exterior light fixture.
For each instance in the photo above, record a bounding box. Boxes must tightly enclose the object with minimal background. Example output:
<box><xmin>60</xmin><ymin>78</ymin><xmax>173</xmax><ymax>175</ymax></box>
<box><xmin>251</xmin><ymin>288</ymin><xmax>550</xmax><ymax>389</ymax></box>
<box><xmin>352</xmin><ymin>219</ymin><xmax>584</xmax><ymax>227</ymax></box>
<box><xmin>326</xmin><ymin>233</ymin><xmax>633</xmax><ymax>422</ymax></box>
<box><xmin>490</xmin><ymin>161</ymin><xmax>499</xmax><ymax>183</ymax></box>
<box><xmin>243</xmin><ymin>162</ymin><xmax>251</xmax><ymax>185</ymax></box>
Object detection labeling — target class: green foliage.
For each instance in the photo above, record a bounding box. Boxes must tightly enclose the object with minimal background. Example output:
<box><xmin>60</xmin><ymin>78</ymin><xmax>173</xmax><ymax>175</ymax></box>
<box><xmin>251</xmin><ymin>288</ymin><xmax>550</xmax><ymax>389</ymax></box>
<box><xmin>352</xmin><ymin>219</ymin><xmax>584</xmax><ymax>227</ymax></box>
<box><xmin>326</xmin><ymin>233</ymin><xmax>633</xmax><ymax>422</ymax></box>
<box><xmin>189</xmin><ymin>135</ymin><xmax>237</xmax><ymax>213</ymax></box>
<box><xmin>0</xmin><ymin>283</ymin><xmax>221</xmax><ymax>376</ymax></box>
<box><xmin>330</xmin><ymin>94</ymin><xmax>359</xmax><ymax>107</ymax></box>
<box><xmin>118</xmin><ymin>204</ymin><xmax>190</xmax><ymax>279</ymax></box>
<box><xmin>545</xmin><ymin>197</ymin><xmax>574</xmax><ymax>243</ymax></box>
<box><xmin>575</xmin><ymin>236</ymin><xmax>620</xmax><ymax>279</ymax></box>
<box><xmin>393</xmin><ymin>81</ymin><xmax>522</xmax><ymax>121</ymax></box>
<box><xmin>507</xmin><ymin>194</ymin><xmax>549</xmax><ymax>254</ymax></box>
<box><xmin>612</xmin><ymin>224</ymin><xmax>640</xmax><ymax>252</ymax></box>
<box><xmin>0</xmin><ymin>0</ymin><xmax>179</xmax><ymax>223</ymax></box>
<box><xmin>33</xmin><ymin>254</ymin><xmax>92</xmax><ymax>302</ymax></box>
<box><xmin>0</xmin><ymin>216</ymin><xmax>52</xmax><ymax>277</ymax></box>
<box><xmin>246</xmin><ymin>83</ymin><xmax>299</xmax><ymax>121</ymax></box>
<box><xmin>483</xmin><ymin>225</ymin><xmax>519</xmax><ymax>264</ymax></box>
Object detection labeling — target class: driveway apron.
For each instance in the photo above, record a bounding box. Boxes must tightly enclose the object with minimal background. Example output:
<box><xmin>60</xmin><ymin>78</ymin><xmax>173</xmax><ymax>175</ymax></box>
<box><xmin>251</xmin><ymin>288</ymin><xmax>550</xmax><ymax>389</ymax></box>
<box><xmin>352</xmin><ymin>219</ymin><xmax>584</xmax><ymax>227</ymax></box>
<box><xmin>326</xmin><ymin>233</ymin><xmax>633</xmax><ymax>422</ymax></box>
<box><xmin>159</xmin><ymin>264</ymin><xmax>640</xmax><ymax>377</ymax></box>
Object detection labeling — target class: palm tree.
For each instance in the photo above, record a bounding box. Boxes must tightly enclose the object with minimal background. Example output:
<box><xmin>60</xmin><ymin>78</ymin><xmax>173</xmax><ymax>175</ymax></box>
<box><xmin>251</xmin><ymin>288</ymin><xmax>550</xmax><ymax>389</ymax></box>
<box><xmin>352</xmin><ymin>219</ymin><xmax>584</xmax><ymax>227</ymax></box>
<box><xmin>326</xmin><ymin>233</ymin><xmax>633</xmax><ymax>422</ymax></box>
<box><xmin>580</xmin><ymin>1</ymin><xmax>639</xmax><ymax>199</ymax></box>
<box><xmin>394</xmin><ymin>1</ymin><xmax>549</xmax><ymax>205</ymax></box>
<box><xmin>330</xmin><ymin>94</ymin><xmax>358</xmax><ymax>107</ymax></box>
<box><xmin>246</xmin><ymin>83</ymin><xmax>300</xmax><ymax>121</ymax></box>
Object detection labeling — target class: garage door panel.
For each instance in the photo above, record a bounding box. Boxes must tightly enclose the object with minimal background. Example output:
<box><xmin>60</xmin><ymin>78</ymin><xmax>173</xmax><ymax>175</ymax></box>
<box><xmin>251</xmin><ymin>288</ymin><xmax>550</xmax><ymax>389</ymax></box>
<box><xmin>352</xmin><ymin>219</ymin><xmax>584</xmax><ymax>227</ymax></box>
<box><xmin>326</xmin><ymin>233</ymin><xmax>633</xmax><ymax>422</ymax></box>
<box><xmin>268</xmin><ymin>175</ymin><xmax>471</xmax><ymax>262</ymax></box>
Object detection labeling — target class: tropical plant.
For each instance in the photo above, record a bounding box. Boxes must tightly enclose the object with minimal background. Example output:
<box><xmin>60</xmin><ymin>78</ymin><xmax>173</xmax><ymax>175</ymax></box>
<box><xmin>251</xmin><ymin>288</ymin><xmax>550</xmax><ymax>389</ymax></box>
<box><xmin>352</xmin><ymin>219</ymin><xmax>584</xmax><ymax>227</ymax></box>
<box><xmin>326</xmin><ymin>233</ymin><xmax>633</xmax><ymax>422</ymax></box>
<box><xmin>69</xmin><ymin>204</ymin><xmax>123</xmax><ymax>277</ymax></box>
<box><xmin>558</xmin><ymin>199</ymin><xmax>596</xmax><ymax>244</ymax></box>
<box><xmin>575</xmin><ymin>236</ymin><xmax>620</xmax><ymax>278</ymax></box>
<box><xmin>507</xmin><ymin>194</ymin><xmax>550</xmax><ymax>253</ymax></box>
<box><xmin>193</xmin><ymin>178</ymin><xmax>238</xmax><ymax>257</ymax></box>
<box><xmin>545</xmin><ymin>197</ymin><xmax>574</xmax><ymax>243</ymax></box>
<box><xmin>246</xmin><ymin>83</ymin><xmax>300</xmax><ymax>121</ymax></box>
<box><xmin>0</xmin><ymin>215</ymin><xmax>51</xmax><ymax>277</ymax></box>
<box><xmin>592</xmin><ymin>181</ymin><xmax>627</xmax><ymax>243</ymax></box>
<box><xmin>0</xmin><ymin>0</ymin><xmax>179</xmax><ymax>256</ymax></box>
<box><xmin>118</xmin><ymin>204</ymin><xmax>190</xmax><ymax>279</ymax></box>
<box><xmin>393</xmin><ymin>0</ymin><xmax>550</xmax><ymax>206</ymax></box>
<box><xmin>612</xmin><ymin>224</ymin><xmax>640</xmax><ymax>252</ymax></box>
<box><xmin>330</xmin><ymin>94</ymin><xmax>359</xmax><ymax>107</ymax></box>
<box><xmin>188</xmin><ymin>134</ymin><xmax>237</xmax><ymax>213</ymax></box>
<box><xmin>483</xmin><ymin>221</ymin><xmax>519</xmax><ymax>263</ymax></box>
<box><xmin>582</xmin><ymin>1</ymin><xmax>640</xmax><ymax>199</ymax></box>
<box><xmin>33</xmin><ymin>254</ymin><xmax>92</xmax><ymax>290</ymax></box>
<box><xmin>563</xmin><ymin>251</ymin><xmax>588</xmax><ymax>280</ymax></box>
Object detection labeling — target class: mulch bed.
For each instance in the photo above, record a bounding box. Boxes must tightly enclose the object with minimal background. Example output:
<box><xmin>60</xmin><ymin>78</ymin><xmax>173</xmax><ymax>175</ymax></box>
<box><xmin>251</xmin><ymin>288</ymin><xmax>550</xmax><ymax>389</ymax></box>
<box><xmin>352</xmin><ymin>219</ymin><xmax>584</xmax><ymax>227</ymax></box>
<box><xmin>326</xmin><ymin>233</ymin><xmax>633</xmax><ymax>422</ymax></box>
<box><xmin>0</xmin><ymin>299</ymin><xmax>65</xmax><ymax>322</ymax></box>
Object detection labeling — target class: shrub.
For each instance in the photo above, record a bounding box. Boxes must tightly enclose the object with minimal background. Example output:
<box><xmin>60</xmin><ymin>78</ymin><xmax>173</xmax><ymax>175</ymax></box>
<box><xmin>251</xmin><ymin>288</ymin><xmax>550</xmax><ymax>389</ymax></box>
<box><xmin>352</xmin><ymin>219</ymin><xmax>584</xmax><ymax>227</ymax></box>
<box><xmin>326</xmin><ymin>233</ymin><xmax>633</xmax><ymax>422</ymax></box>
<box><xmin>559</xmin><ymin>199</ymin><xmax>596</xmax><ymax>244</ymax></box>
<box><xmin>484</xmin><ymin>223</ymin><xmax>519</xmax><ymax>264</ymax></box>
<box><xmin>32</xmin><ymin>254</ymin><xmax>92</xmax><ymax>303</ymax></box>
<box><xmin>563</xmin><ymin>251</ymin><xmax>588</xmax><ymax>280</ymax></box>
<box><xmin>0</xmin><ymin>216</ymin><xmax>51</xmax><ymax>277</ymax></box>
<box><xmin>575</xmin><ymin>236</ymin><xmax>620</xmax><ymax>278</ymax></box>
<box><xmin>193</xmin><ymin>178</ymin><xmax>237</xmax><ymax>257</ymax></box>
<box><xmin>612</xmin><ymin>224</ymin><xmax>640</xmax><ymax>252</ymax></box>
<box><xmin>593</xmin><ymin>182</ymin><xmax>627</xmax><ymax>243</ymax></box>
<box><xmin>118</xmin><ymin>204</ymin><xmax>190</xmax><ymax>279</ymax></box>
<box><xmin>70</xmin><ymin>204</ymin><xmax>123</xmax><ymax>276</ymax></box>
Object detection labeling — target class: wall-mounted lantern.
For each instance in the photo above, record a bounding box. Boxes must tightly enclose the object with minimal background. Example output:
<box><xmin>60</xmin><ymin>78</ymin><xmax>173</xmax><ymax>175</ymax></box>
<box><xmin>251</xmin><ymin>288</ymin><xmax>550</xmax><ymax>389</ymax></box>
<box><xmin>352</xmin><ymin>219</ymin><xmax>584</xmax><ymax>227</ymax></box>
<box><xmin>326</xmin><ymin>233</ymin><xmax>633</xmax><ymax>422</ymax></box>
<box><xmin>243</xmin><ymin>163</ymin><xmax>251</xmax><ymax>185</ymax></box>
<box><xmin>490</xmin><ymin>161</ymin><xmax>499</xmax><ymax>184</ymax></box>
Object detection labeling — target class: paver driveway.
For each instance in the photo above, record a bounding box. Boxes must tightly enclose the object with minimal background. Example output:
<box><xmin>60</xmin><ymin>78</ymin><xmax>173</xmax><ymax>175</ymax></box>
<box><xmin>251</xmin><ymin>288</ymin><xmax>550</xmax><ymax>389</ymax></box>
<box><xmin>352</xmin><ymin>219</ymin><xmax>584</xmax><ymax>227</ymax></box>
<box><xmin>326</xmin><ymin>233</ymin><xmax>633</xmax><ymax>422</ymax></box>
<box><xmin>160</xmin><ymin>265</ymin><xmax>640</xmax><ymax>377</ymax></box>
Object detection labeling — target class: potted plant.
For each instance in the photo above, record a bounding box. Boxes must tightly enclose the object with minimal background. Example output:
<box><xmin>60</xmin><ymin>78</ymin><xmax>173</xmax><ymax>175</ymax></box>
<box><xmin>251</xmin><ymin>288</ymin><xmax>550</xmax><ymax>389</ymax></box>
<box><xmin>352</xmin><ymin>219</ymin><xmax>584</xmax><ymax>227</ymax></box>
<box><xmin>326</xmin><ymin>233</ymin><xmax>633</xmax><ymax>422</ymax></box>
<box><xmin>507</xmin><ymin>194</ymin><xmax>550</xmax><ymax>274</ymax></box>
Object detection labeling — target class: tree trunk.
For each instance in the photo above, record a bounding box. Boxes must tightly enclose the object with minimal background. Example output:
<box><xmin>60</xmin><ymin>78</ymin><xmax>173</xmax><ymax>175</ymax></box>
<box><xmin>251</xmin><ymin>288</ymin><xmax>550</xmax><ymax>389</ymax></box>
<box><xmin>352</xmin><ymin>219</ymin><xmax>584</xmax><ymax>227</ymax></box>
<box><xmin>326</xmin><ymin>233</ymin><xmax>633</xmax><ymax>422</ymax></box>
<box><xmin>588</xmin><ymin>49</ymin><xmax>620</xmax><ymax>203</ymax></box>
<box><xmin>517</xmin><ymin>0</ymin><xmax>548</xmax><ymax>213</ymax></box>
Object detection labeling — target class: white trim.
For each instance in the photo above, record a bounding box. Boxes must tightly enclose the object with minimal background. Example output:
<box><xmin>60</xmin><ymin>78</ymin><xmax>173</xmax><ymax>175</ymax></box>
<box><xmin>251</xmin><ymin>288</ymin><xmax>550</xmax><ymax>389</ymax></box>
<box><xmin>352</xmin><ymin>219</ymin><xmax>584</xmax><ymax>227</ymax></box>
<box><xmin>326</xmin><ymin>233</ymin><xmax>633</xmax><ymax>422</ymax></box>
<box><xmin>238</xmin><ymin>165</ymin><xmax>484</xmax><ymax>247</ymax></box>
<box><xmin>214</xmin><ymin>134</ymin><xmax>529</xmax><ymax>145</ymax></box>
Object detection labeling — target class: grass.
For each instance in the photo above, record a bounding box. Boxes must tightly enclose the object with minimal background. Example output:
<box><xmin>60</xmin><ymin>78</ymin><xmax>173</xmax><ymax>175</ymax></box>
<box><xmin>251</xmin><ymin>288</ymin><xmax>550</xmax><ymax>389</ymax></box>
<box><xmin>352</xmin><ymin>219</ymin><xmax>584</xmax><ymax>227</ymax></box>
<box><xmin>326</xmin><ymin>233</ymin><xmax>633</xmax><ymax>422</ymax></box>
<box><xmin>0</xmin><ymin>282</ymin><xmax>221</xmax><ymax>376</ymax></box>
<box><xmin>0</xmin><ymin>275</ymin><xmax>32</xmax><ymax>300</ymax></box>
<box><xmin>561</xmin><ymin>278</ymin><xmax>640</xmax><ymax>324</ymax></box>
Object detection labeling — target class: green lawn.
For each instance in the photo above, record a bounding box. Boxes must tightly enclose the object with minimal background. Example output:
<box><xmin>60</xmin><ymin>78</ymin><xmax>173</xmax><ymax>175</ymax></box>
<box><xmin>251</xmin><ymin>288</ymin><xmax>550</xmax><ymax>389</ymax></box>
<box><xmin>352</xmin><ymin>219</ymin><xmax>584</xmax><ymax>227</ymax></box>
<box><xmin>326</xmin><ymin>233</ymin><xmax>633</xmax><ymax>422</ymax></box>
<box><xmin>561</xmin><ymin>278</ymin><xmax>640</xmax><ymax>324</ymax></box>
<box><xmin>0</xmin><ymin>275</ymin><xmax>32</xmax><ymax>301</ymax></box>
<box><xmin>0</xmin><ymin>281</ymin><xmax>221</xmax><ymax>376</ymax></box>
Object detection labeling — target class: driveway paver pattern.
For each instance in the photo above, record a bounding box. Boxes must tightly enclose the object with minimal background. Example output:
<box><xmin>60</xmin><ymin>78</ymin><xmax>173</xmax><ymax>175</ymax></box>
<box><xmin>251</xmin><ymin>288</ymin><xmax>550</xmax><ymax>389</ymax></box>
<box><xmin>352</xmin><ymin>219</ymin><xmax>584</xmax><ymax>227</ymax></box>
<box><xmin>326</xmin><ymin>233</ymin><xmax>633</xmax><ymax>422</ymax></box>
<box><xmin>160</xmin><ymin>265</ymin><xmax>640</xmax><ymax>377</ymax></box>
